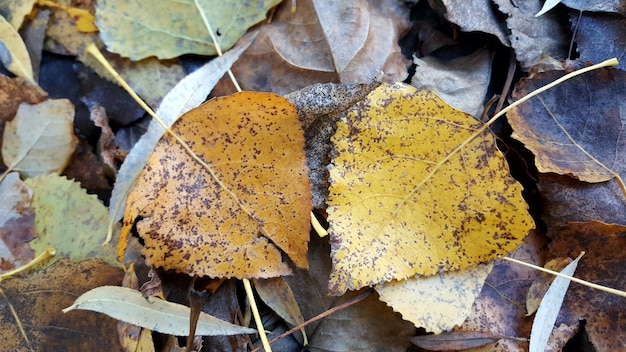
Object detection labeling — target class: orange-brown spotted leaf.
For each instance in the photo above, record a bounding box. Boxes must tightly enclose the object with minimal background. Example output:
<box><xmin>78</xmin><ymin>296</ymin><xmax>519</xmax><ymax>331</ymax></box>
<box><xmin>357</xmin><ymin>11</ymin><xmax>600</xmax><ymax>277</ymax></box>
<box><xmin>327</xmin><ymin>83</ymin><xmax>534</xmax><ymax>294</ymax></box>
<box><xmin>118</xmin><ymin>92</ymin><xmax>311</xmax><ymax>279</ymax></box>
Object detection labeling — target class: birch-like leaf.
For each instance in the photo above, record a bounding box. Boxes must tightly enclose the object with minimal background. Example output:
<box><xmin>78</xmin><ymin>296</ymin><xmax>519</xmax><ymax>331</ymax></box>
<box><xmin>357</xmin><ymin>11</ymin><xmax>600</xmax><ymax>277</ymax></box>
<box><xmin>63</xmin><ymin>286</ymin><xmax>256</xmax><ymax>336</ymax></box>
<box><xmin>2</xmin><ymin>99</ymin><xmax>77</xmax><ymax>178</ymax></box>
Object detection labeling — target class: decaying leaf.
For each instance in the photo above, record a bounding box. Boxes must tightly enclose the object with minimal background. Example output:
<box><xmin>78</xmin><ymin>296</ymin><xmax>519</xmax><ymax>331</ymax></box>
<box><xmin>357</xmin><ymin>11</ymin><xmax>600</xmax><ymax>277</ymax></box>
<box><xmin>547</xmin><ymin>222</ymin><xmax>626</xmax><ymax>352</ymax></box>
<box><xmin>2</xmin><ymin>99</ymin><xmax>77</xmax><ymax>178</ymax></box>
<box><xmin>119</xmin><ymin>92</ymin><xmax>311</xmax><ymax>279</ymax></box>
<box><xmin>64</xmin><ymin>286</ymin><xmax>256</xmax><ymax>337</ymax></box>
<box><xmin>96</xmin><ymin>0</ymin><xmax>280</xmax><ymax>60</ymax></box>
<box><xmin>327</xmin><ymin>83</ymin><xmax>533</xmax><ymax>294</ymax></box>
<box><xmin>109</xmin><ymin>38</ymin><xmax>252</xmax><ymax>227</ymax></box>
<box><xmin>0</xmin><ymin>259</ymin><xmax>124</xmax><ymax>352</ymax></box>
<box><xmin>0</xmin><ymin>14</ymin><xmax>34</xmax><ymax>82</ymax></box>
<box><xmin>254</xmin><ymin>277</ymin><xmax>305</xmax><ymax>329</ymax></box>
<box><xmin>529</xmin><ymin>252</ymin><xmax>582</xmax><ymax>352</ymax></box>
<box><xmin>24</xmin><ymin>173</ymin><xmax>118</xmax><ymax>266</ymax></box>
<box><xmin>376</xmin><ymin>263</ymin><xmax>493</xmax><ymax>334</ymax></box>
<box><xmin>508</xmin><ymin>68</ymin><xmax>626</xmax><ymax>184</ymax></box>
<box><xmin>0</xmin><ymin>75</ymin><xmax>47</xmax><ymax>122</ymax></box>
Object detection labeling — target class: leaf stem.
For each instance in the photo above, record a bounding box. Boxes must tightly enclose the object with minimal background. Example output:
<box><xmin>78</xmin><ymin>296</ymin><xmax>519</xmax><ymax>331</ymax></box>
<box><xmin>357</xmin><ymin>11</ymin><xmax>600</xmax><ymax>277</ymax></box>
<box><xmin>502</xmin><ymin>253</ymin><xmax>626</xmax><ymax>298</ymax></box>
<box><xmin>243</xmin><ymin>278</ymin><xmax>272</xmax><ymax>352</ymax></box>
<box><xmin>0</xmin><ymin>247</ymin><xmax>56</xmax><ymax>282</ymax></box>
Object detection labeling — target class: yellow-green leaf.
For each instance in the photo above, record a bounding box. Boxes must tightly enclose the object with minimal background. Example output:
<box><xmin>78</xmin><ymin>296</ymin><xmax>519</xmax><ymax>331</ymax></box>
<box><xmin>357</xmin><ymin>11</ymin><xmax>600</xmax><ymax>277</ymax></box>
<box><xmin>64</xmin><ymin>286</ymin><xmax>256</xmax><ymax>336</ymax></box>
<box><xmin>327</xmin><ymin>83</ymin><xmax>534</xmax><ymax>294</ymax></box>
<box><xmin>2</xmin><ymin>99</ymin><xmax>78</xmax><ymax>178</ymax></box>
<box><xmin>96</xmin><ymin>0</ymin><xmax>281</xmax><ymax>60</ymax></box>
<box><xmin>0</xmin><ymin>14</ymin><xmax>33</xmax><ymax>82</ymax></box>
<box><xmin>24</xmin><ymin>174</ymin><xmax>118</xmax><ymax>266</ymax></box>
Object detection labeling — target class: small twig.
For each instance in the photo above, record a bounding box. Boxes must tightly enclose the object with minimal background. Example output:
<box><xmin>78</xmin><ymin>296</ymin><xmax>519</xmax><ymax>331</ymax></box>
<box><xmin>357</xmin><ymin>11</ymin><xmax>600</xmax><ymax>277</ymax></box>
<box><xmin>250</xmin><ymin>289</ymin><xmax>373</xmax><ymax>352</ymax></box>
<box><xmin>243</xmin><ymin>279</ymin><xmax>272</xmax><ymax>352</ymax></box>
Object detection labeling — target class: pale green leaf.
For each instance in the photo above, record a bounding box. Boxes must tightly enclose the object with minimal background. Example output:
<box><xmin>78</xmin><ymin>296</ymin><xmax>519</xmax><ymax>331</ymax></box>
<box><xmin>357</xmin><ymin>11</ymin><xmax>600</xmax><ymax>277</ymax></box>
<box><xmin>108</xmin><ymin>35</ymin><xmax>254</xmax><ymax>226</ymax></box>
<box><xmin>24</xmin><ymin>174</ymin><xmax>118</xmax><ymax>266</ymax></box>
<box><xmin>0</xmin><ymin>14</ymin><xmax>33</xmax><ymax>82</ymax></box>
<box><xmin>63</xmin><ymin>286</ymin><xmax>257</xmax><ymax>336</ymax></box>
<box><xmin>2</xmin><ymin>99</ymin><xmax>78</xmax><ymax>178</ymax></box>
<box><xmin>529</xmin><ymin>253</ymin><xmax>582</xmax><ymax>352</ymax></box>
<box><xmin>96</xmin><ymin>0</ymin><xmax>279</xmax><ymax>60</ymax></box>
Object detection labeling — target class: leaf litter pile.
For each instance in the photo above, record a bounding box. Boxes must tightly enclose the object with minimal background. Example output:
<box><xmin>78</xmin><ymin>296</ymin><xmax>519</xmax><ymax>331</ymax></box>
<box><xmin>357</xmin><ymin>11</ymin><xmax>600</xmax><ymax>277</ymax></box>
<box><xmin>0</xmin><ymin>1</ymin><xmax>624</xmax><ymax>352</ymax></box>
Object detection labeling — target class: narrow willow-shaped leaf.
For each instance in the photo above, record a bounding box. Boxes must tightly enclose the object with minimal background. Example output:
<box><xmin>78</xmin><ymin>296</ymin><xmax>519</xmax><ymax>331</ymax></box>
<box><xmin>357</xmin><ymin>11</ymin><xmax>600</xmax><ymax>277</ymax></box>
<box><xmin>529</xmin><ymin>253</ymin><xmax>583</xmax><ymax>352</ymax></box>
<box><xmin>63</xmin><ymin>286</ymin><xmax>256</xmax><ymax>336</ymax></box>
<box><xmin>0</xmin><ymin>14</ymin><xmax>33</xmax><ymax>82</ymax></box>
<box><xmin>108</xmin><ymin>35</ymin><xmax>254</xmax><ymax>228</ymax></box>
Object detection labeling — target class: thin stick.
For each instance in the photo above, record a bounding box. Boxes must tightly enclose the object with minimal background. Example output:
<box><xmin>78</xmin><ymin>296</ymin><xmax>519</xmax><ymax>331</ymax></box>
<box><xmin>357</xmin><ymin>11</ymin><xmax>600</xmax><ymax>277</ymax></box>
<box><xmin>502</xmin><ymin>254</ymin><xmax>626</xmax><ymax>298</ymax></box>
<box><xmin>0</xmin><ymin>247</ymin><xmax>56</xmax><ymax>282</ymax></box>
<box><xmin>250</xmin><ymin>289</ymin><xmax>373</xmax><ymax>352</ymax></box>
<box><xmin>243</xmin><ymin>279</ymin><xmax>272</xmax><ymax>352</ymax></box>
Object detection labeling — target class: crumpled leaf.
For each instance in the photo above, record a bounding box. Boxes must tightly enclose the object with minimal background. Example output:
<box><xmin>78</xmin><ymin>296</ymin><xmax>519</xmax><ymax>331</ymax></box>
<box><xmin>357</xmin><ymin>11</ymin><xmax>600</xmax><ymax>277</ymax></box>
<box><xmin>108</xmin><ymin>37</ymin><xmax>252</xmax><ymax>227</ymax></box>
<box><xmin>493</xmin><ymin>0</ymin><xmax>568</xmax><ymax>71</ymax></box>
<box><xmin>0</xmin><ymin>259</ymin><xmax>124</xmax><ymax>352</ymax></box>
<box><xmin>440</xmin><ymin>0</ymin><xmax>509</xmax><ymax>46</ymax></box>
<box><xmin>96</xmin><ymin>0</ymin><xmax>280</xmax><ymax>60</ymax></box>
<box><xmin>24</xmin><ymin>173</ymin><xmax>118</xmax><ymax>266</ymax></box>
<box><xmin>0</xmin><ymin>172</ymin><xmax>35</xmax><ymax>271</ymax></box>
<box><xmin>214</xmin><ymin>0</ymin><xmax>409</xmax><ymax>96</ymax></box>
<box><xmin>0</xmin><ymin>14</ymin><xmax>34</xmax><ymax>82</ymax></box>
<box><xmin>508</xmin><ymin>68</ymin><xmax>626</xmax><ymax>184</ymax></box>
<box><xmin>569</xmin><ymin>12</ymin><xmax>626</xmax><ymax>71</ymax></box>
<box><xmin>547</xmin><ymin>221</ymin><xmax>626</xmax><ymax>351</ymax></box>
<box><xmin>118</xmin><ymin>92</ymin><xmax>311</xmax><ymax>279</ymax></box>
<box><xmin>2</xmin><ymin>99</ymin><xmax>78</xmax><ymax>178</ymax></box>
<box><xmin>327</xmin><ymin>83</ymin><xmax>533</xmax><ymax>294</ymax></box>
<box><xmin>64</xmin><ymin>286</ymin><xmax>256</xmax><ymax>337</ymax></box>
<box><xmin>412</xmin><ymin>47</ymin><xmax>494</xmax><ymax>117</ymax></box>
<box><xmin>376</xmin><ymin>263</ymin><xmax>493</xmax><ymax>334</ymax></box>
<box><xmin>0</xmin><ymin>0</ymin><xmax>37</xmax><ymax>29</ymax></box>
<box><xmin>529</xmin><ymin>252</ymin><xmax>581</xmax><ymax>352</ymax></box>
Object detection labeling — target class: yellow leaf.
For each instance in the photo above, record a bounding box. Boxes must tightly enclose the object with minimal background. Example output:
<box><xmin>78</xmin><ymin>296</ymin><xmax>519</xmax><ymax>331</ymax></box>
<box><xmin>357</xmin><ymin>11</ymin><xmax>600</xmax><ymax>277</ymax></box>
<box><xmin>327</xmin><ymin>83</ymin><xmax>534</xmax><ymax>294</ymax></box>
<box><xmin>118</xmin><ymin>92</ymin><xmax>311</xmax><ymax>279</ymax></box>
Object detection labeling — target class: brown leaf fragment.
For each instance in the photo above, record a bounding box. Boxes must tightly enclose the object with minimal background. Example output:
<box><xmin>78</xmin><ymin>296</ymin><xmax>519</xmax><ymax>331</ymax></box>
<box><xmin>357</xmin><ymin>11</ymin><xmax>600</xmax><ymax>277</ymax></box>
<box><xmin>89</xmin><ymin>104</ymin><xmax>123</xmax><ymax>177</ymax></box>
<box><xmin>0</xmin><ymin>172</ymin><xmax>36</xmax><ymax>271</ymax></box>
<box><xmin>493</xmin><ymin>0</ymin><xmax>569</xmax><ymax>71</ymax></box>
<box><xmin>548</xmin><ymin>221</ymin><xmax>626</xmax><ymax>352</ymax></box>
<box><xmin>411</xmin><ymin>331</ymin><xmax>513</xmax><ymax>351</ymax></box>
<box><xmin>119</xmin><ymin>92</ymin><xmax>311</xmax><ymax>279</ymax></box>
<box><xmin>0</xmin><ymin>75</ymin><xmax>47</xmax><ymax>122</ymax></box>
<box><xmin>0</xmin><ymin>259</ymin><xmax>124</xmax><ymax>352</ymax></box>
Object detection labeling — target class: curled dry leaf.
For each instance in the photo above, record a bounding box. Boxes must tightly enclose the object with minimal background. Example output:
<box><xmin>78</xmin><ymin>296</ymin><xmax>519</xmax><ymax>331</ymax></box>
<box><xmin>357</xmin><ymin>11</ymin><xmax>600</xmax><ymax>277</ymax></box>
<box><xmin>118</xmin><ymin>92</ymin><xmax>311</xmax><ymax>279</ymax></box>
<box><xmin>327</xmin><ymin>83</ymin><xmax>533</xmax><ymax>294</ymax></box>
<box><xmin>2</xmin><ymin>99</ymin><xmax>77</xmax><ymax>178</ymax></box>
<box><xmin>64</xmin><ymin>286</ymin><xmax>256</xmax><ymax>337</ymax></box>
